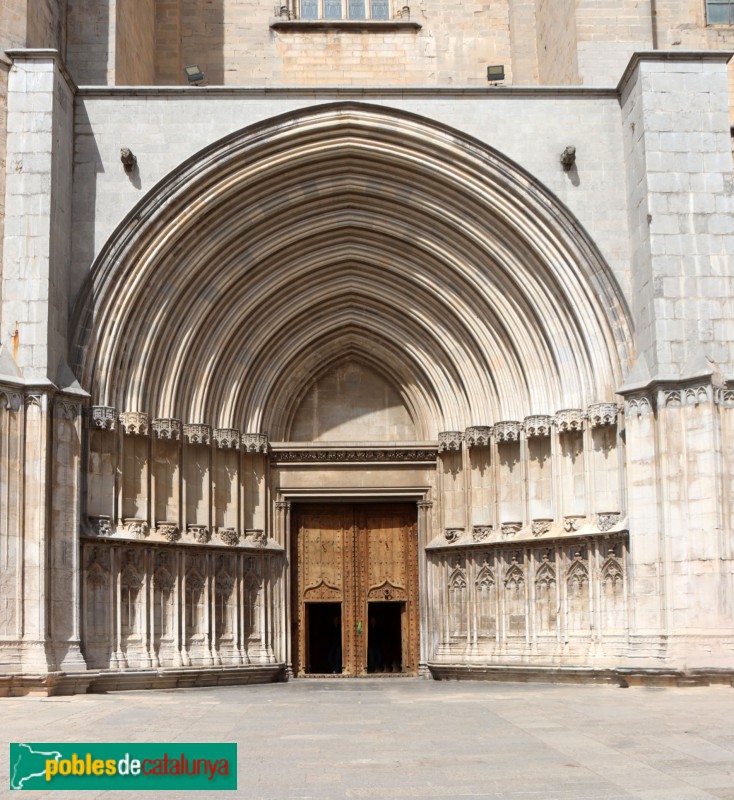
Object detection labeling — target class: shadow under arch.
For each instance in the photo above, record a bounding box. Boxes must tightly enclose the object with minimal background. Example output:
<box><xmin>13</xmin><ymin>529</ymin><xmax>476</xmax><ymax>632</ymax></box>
<box><xmin>70</xmin><ymin>101</ymin><xmax>635</xmax><ymax>437</ymax></box>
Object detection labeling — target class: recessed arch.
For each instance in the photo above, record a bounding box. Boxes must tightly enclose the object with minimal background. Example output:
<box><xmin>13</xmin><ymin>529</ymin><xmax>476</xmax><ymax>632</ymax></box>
<box><xmin>70</xmin><ymin>102</ymin><xmax>634</xmax><ymax>437</ymax></box>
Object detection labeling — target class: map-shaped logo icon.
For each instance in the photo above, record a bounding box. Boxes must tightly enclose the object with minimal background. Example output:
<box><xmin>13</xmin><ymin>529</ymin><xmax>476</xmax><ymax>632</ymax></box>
<box><xmin>10</xmin><ymin>743</ymin><xmax>62</xmax><ymax>790</ymax></box>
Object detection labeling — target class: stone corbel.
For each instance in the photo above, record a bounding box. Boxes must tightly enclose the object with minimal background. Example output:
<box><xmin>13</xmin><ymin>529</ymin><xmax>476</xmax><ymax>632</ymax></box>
<box><xmin>587</xmin><ymin>403</ymin><xmax>618</xmax><ymax>428</ymax></box>
<box><xmin>438</xmin><ymin>431</ymin><xmax>464</xmax><ymax>453</ymax></box>
<box><xmin>89</xmin><ymin>405</ymin><xmax>116</xmax><ymax>431</ymax></box>
<box><xmin>493</xmin><ymin>421</ymin><xmax>522</xmax><ymax>443</ymax></box>
<box><xmin>242</xmin><ymin>433</ymin><xmax>269</xmax><ymax>454</ymax></box>
<box><xmin>183</xmin><ymin>423</ymin><xmax>211</xmax><ymax>445</ymax></box>
<box><xmin>119</xmin><ymin>411</ymin><xmax>149</xmax><ymax>436</ymax></box>
<box><xmin>555</xmin><ymin>409</ymin><xmax>584</xmax><ymax>433</ymax></box>
<box><xmin>523</xmin><ymin>415</ymin><xmax>553</xmax><ymax>438</ymax></box>
<box><xmin>464</xmin><ymin>426</ymin><xmax>492</xmax><ymax>448</ymax></box>
<box><xmin>152</xmin><ymin>418</ymin><xmax>182</xmax><ymax>440</ymax></box>
<box><xmin>213</xmin><ymin>428</ymin><xmax>240</xmax><ymax>449</ymax></box>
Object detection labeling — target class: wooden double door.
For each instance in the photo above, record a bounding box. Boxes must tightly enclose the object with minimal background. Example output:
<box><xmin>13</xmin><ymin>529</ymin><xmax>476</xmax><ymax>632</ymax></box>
<box><xmin>291</xmin><ymin>503</ymin><xmax>419</xmax><ymax>676</ymax></box>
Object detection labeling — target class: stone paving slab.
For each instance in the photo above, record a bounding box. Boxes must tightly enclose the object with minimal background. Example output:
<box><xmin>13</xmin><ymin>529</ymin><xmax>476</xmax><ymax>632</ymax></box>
<box><xmin>1</xmin><ymin>679</ymin><xmax>733</xmax><ymax>799</ymax></box>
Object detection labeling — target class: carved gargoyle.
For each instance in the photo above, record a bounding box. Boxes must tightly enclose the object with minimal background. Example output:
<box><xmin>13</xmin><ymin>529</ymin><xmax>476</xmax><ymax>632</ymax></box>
<box><xmin>120</xmin><ymin>147</ymin><xmax>137</xmax><ymax>174</ymax></box>
<box><xmin>560</xmin><ymin>145</ymin><xmax>576</xmax><ymax>171</ymax></box>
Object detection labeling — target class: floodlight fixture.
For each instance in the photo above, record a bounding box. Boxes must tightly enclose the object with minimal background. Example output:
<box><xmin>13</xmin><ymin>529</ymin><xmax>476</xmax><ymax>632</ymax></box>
<box><xmin>184</xmin><ymin>64</ymin><xmax>206</xmax><ymax>85</ymax></box>
<box><xmin>487</xmin><ymin>64</ymin><xmax>505</xmax><ymax>84</ymax></box>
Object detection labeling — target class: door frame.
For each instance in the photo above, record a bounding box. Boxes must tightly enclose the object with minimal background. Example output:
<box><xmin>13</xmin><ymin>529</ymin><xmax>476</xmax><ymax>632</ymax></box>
<box><xmin>280</xmin><ymin>487</ymin><xmax>431</xmax><ymax>678</ymax></box>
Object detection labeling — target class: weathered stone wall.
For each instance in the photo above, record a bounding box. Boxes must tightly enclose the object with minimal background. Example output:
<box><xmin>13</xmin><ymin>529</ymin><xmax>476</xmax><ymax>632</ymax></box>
<box><xmin>153</xmin><ymin>0</ymin><xmax>513</xmax><ymax>87</ymax></box>
<box><xmin>66</xmin><ymin>0</ymin><xmax>114</xmax><ymax>84</ymax></box>
<box><xmin>116</xmin><ymin>0</ymin><xmax>155</xmax><ymax>85</ymax></box>
<box><xmin>575</xmin><ymin>0</ymin><xmax>653</xmax><ymax>86</ymax></box>
<box><xmin>25</xmin><ymin>0</ymin><xmax>66</xmax><ymax>50</ymax></box>
<box><xmin>654</xmin><ymin>0</ymin><xmax>734</xmax><ymax>123</ymax></box>
<box><xmin>535</xmin><ymin>0</ymin><xmax>578</xmax><ymax>85</ymax></box>
<box><xmin>70</xmin><ymin>90</ymin><xmax>628</xmax><ymax>305</ymax></box>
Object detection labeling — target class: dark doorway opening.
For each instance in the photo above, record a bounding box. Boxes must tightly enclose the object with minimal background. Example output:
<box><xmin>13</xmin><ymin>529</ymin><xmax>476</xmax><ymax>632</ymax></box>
<box><xmin>367</xmin><ymin>602</ymin><xmax>403</xmax><ymax>673</ymax></box>
<box><xmin>306</xmin><ymin>603</ymin><xmax>342</xmax><ymax>674</ymax></box>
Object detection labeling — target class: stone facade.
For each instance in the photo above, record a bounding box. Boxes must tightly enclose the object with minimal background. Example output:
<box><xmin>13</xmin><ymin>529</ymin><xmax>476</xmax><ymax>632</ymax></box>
<box><xmin>0</xmin><ymin>4</ymin><xmax>733</xmax><ymax>694</ymax></box>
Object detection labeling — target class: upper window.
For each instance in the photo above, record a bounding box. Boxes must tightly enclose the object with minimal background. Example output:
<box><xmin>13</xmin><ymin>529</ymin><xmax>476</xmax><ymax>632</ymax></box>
<box><xmin>299</xmin><ymin>0</ymin><xmax>390</xmax><ymax>20</ymax></box>
<box><xmin>706</xmin><ymin>0</ymin><xmax>734</xmax><ymax>24</ymax></box>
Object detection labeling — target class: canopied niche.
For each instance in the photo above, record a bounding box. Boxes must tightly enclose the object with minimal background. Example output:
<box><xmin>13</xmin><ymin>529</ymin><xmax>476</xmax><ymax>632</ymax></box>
<box><xmin>289</xmin><ymin>361</ymin><xmax>417</xmax><ymax>442</ymax></box>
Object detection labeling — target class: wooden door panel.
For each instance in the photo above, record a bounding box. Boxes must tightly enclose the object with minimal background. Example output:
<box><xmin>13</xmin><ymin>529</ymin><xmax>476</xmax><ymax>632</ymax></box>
<box><xmin>293</xmin><ymin>503</ymin><xmax>418</xmax><ymax>677</ymax></box>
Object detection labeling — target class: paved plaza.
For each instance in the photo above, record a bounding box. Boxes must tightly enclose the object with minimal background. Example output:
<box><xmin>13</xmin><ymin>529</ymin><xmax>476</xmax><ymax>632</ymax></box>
<box><xmin>1</xmin><ymin>679</ymin><xmax>734</xmax><ymax>799</ymax></box>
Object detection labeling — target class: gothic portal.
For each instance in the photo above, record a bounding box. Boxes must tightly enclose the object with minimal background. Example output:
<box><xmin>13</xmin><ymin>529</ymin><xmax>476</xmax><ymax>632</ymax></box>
<box><xmin>1</xmin><ymin>37</ymin><xmax>734</xmax><ymax>693</ymax></box>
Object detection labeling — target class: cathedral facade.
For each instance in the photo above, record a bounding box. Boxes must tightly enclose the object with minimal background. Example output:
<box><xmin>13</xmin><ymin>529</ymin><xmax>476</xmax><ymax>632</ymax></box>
<box><xmin>1</xmin><ymin>0</ymin><xmax>734</xmax><ymax>694</ymax></box>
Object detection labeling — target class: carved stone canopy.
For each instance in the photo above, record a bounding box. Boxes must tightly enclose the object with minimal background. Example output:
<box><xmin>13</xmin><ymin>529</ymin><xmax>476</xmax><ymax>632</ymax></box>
<box><xmin>158</xmin><ymin>523</ymin><xmax>181</xmax><ymax>542</ymax></box>
<box><xmin>465</xmin><ymin>426</ymin><xmax>492</xmax><ymax>448</ymax></box>
<box><xmin>493</xmin><ymin>421</ymin><xmax>522</xmax><ymax>443</ymax></box>
<box><xmin>438</xmin><ymin>431</ymin><xmax>464</xmax><ymax>452</ymax></box>
<box><xmin>213</xmin><ymin>428</ymin><xmax>240</xmax><ymax>449</ymax></box>
<box><xmin>123</xmin><ymin>518</ymin><xmax>149</xmax><ymax>538</ymax></box>
<box><xmin>587</xmin><ymin>403</ymin><xmax>618</xmax><ymax>428</ymax></box>
<box><xmin>472</xmin><ymin>525</ymin><xmax>493</xmax><ymax>542</ymax></box>
<box><xmin>501</xmin><ymin>521</ymin><xmax>522</xmax><ymax>538</ymax></box>
<box><xmin>597</xmin><ymin>512</ymin><xmax>621</xmax><ymax>532</ymax></box>
<box><xmin>183</xmin><ymin>423</ymin><xmax>211</xmax><ymax>445</ymax></box>
<box><xmin>444</xmin><ymin>527</ymin><xmax>463</xmax><ymax>542</ymax></box>
<box><xmin>242</xmin><ymin>433</ymin><xmax>269</xmax><ymax>454</ymax></box>
<box><xmin>119</xmin><ymin>411</ymin><xmax>149</xmax><ymax>436</ymax></box>
<box><xmin>89</xmin><ymin>515</ymin><xmax>112</xmax><ymax>536</ymax></box>
<box><xmin>89</xmin><ymin>406</ymin><xmax>116</xmax><ymax>431</ymax></box>
<box><xmin>244</xmin><ymin>529</ymin><xmax>267</xmax><ymax>547</ymax></box>
<box><xmin>217</xmin><ymin>527</ymin><xmax>240</xmax><ymax>546</ymax></box>
<box><xmin>152</xmin><ymin>418</ymin><xmax>182</xmax><ymax>440</ymax></box>
<box><xmin>555</xmin><ymin>409</ymin><xmax>584</xmax><ymax>433</ymax></box>
<box><xmin>524</xmin><ymin>415</ymin><xmax>553</xmax><ymax>438</ymax></box>
<box><xmin>187</xmin><ymin>524</ymin><xmax>211</xmax><ymax>543</ymax></box>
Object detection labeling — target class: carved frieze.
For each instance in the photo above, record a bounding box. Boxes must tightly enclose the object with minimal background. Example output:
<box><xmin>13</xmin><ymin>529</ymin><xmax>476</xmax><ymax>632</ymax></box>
<box><xmin>242</xmin><ymin>433</ymin><xmax>269</xmax><ymax>454</ymax></box>
<box><xmin>217</xmin><ymin>527</ymin><xmax>240</xmax><ymax>546</ymax></box>
<box><xmin>89</xmin><ymin>406</ymin><xmax>116</xmax><ymax>431</ymax></box>
<box><xmin>531</xmin><ymin>519</ymin><xmax>552</xmax><ymax>537</ymax></box>
<box><xmin>501</xmin><ymin>522</ymin><xmax>522</xmax><ymax>538</ymax></box>
<box><xmin>555</xmin><ymin>409</ymin><xmax>584</xmax><ymax>433</ymax></box>
<box><xmin>183</xmin><ymin>424</ymin><xmax>211</xmax><ymax>445</ymax></box>
<box><xmin>158</xmin><ymin>523</ymin><xmax>180</xmax><ymax>542</ymax></box>
<box><xmin>524</xmin><ymin>415</ymin><xmax>553</xmax><ymax>438</ymax></box>
<box><xmin>213</xmin><ymin>429</ymin><xmax>240</xmax><ymax>449</ymax></box>
<box><xmin>597</xmin><ymin>512</ymin><xmax>621</xmax><ymax>532</ymax></box>
<box><xmin>119</xmin><ymin>412</ymin><xmax>149</xmax><ymax>436</ymax></box>
<box><xmin>152</xmin><ymin>418</ymin><xmax>182</xmax><ymax>441</ymax></box>
<box><xmin>188</xmin><ymin>525</ymin><xmax>211</xmax><ymax>543</ymax></box>
<box><xmin>465</xmin><ymin>426</ymin><xmax>492</xmax><ymax>448</ymax></box>
<box><xmin>438</xmin><ymin>431</ymin><xmax>464</xmax><ymax>452</ymax></box>
<box><xmin>493</xmin><ymin>421</ymin><xmax>522</xmax><ymax>443</ymax></box>
<box><xmin>587</xmin><ymin>403</ymin><xmax>618</xmax><ymax>428</ymax></box>
<box><xmin>89</xmin><ymin>515</ymin><xmax>112</xmax><ymax>537</ymax></box>
<box><xmin>273</xmin><ymin>448</ymin><xmax>438</xmax><ymax>463</ymax></box>
<box><xmin>123</xmin><ymin>518</ymin><xmax>149</xmax><ymax>538</ymax></box>
<box><xmin>444</xmin><ymin>528</ymin><xmax>463</xmax><ymax>543</ymax></box>
<box><xmin>472</xmin><ymin>525</ymin><xmax>493</xmax><ymax>542</ymax></box>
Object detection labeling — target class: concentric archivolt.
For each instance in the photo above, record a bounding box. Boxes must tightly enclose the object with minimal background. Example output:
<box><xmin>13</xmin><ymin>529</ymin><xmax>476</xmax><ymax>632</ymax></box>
<box><xmin>70</xmin><ymin>103</ymin><xmax>634</xmax><ymax>439</ymax></box>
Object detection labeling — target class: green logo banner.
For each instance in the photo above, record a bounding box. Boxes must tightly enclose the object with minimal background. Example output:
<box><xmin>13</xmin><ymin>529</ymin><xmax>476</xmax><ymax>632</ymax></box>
<box><xmin>9</xmin><ymin>743</ymin><xmax>237</xmax><ymax>791</ymax></box>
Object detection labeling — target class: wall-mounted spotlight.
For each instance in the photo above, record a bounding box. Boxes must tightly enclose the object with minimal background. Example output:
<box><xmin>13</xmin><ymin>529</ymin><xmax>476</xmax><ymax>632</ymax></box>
<box><xmin>120</xmin><ymin>147</ymin><xmax>137</xmax><ymax>174</ymax></box>
<box><xmin>561</xmin><ymin>145</ymin><xmax>577</xmax><ymax>171</ymax></box>
<box><xmin>487</xmin><ymin>65</ymin><xmax>505</xmax><ymax>84</ymax></box>
<box><xmin>184</xmin><ymin>64</ymin><xmax>206</xmax><ymax>85</ymax></box>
